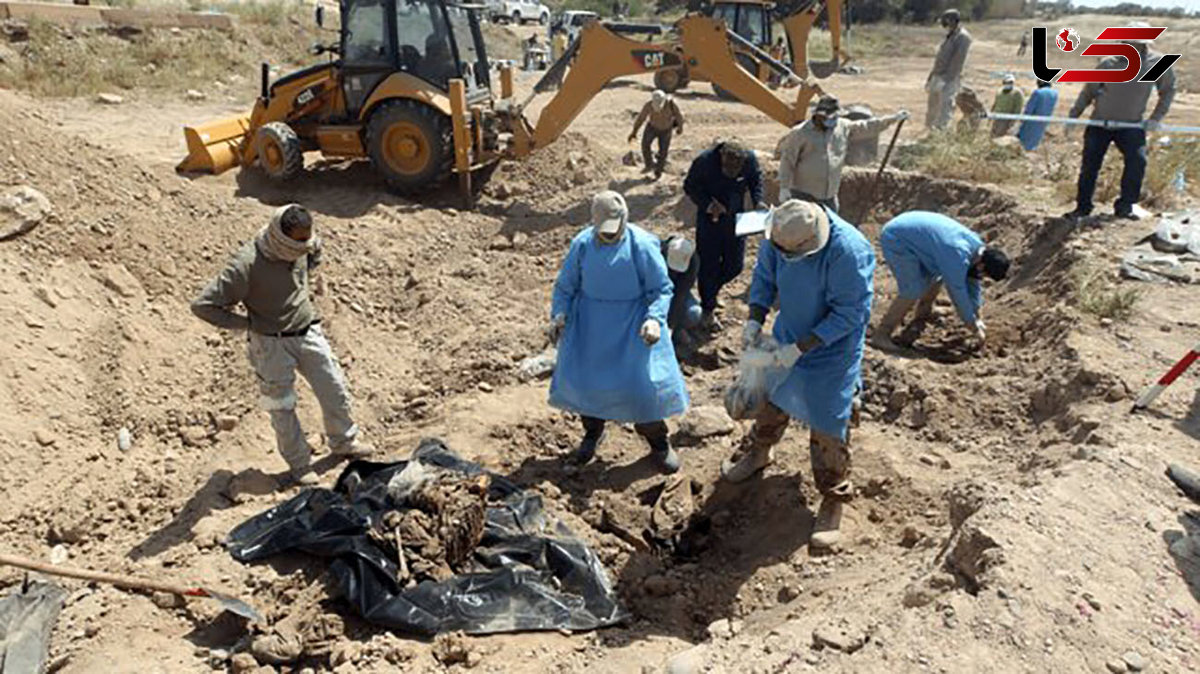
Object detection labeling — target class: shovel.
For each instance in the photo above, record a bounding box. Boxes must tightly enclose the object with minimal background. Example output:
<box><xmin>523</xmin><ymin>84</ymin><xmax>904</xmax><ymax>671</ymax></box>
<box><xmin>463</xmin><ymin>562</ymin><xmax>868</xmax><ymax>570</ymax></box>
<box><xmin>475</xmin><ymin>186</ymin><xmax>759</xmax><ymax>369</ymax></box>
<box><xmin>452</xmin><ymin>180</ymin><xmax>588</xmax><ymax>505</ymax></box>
<box><xmin>0</xmin><ymin>552</ymin><xmax>263</xmax><ymax>623</ymax></box>
<box><xmin>852</xmin><ymin>116</ymin><xmax>905</xmax><ymax>224</ymax></box>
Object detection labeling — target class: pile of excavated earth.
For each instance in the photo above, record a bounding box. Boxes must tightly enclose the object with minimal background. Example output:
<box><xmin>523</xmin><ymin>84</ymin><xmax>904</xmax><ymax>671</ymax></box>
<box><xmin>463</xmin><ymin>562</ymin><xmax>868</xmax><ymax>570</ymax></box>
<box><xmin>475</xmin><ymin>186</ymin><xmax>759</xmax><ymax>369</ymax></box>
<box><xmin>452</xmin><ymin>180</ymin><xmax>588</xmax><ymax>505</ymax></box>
<box><xmin>1</xmin><ymin>11</ymin><xmax>1200</xmax><ymax>674</ymax></box>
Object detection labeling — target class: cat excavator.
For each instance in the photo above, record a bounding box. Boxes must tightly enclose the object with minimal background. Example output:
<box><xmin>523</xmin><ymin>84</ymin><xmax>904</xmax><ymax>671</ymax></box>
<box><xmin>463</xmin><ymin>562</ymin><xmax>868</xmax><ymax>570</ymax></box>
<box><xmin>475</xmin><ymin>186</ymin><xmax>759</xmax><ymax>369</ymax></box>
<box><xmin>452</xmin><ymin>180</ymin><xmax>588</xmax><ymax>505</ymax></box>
<box><xmin>177</xmin><ymin>0</ymin><xmax>846</xmax><ymax>203</ymax></box>
<box><xmin>652</xmin><ymin>0</ymin><xmax>849</xmax><ymax>99</ymax></box>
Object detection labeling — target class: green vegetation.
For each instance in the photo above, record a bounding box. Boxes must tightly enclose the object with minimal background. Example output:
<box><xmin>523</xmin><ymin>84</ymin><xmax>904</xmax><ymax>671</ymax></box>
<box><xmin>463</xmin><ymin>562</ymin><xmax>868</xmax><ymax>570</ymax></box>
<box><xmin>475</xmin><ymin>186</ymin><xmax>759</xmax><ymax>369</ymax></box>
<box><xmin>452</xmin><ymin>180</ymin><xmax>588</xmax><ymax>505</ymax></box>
<box><xmin>893</xmin><ymin>126</ymin><xmax>1026</xmax><ymax>185</ymax></box>
<box><xmin>1072</xmin><ymin>263</ymin><xmax>1141</xmax><ymax>321</ymax></box>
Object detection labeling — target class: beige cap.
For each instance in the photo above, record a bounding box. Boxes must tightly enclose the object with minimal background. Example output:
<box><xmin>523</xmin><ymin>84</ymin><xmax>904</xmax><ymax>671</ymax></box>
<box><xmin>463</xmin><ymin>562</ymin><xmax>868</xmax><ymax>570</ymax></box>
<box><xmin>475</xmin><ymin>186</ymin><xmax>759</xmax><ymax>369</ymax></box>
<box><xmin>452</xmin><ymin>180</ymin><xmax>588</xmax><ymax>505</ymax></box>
<box><xmin>665</xmin><ymin>237</ymin><xmax>695</xmax><ymax>272</ymax></box>
<box><xmin>765</xmin><ymin>200</ymin><xmax>830</xmax><ymax>256</ymax></box>
<box><xmin>591</xmin><ymin>190</ymin><xmax>628</xmax><ymax>235</ymax></box>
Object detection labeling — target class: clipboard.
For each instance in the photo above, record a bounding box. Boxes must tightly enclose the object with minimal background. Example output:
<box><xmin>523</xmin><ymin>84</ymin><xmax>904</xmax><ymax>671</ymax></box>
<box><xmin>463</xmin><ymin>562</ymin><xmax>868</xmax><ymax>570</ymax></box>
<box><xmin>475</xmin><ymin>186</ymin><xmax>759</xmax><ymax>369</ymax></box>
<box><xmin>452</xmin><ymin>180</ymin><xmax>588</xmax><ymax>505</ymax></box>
<box><xmin>735</xmin><ymin>209</ymin><xmax>770</xmax><ymax>237</ymax></box>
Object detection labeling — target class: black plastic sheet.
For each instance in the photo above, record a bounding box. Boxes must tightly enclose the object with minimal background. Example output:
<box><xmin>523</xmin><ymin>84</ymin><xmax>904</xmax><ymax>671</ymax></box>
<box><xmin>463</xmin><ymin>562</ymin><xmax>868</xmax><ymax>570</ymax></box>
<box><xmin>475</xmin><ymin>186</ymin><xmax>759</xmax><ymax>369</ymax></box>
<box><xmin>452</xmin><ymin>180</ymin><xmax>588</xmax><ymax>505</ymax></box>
<box><xmin>226</xmin><ymin>439</ymin><xmax>626</xmax><ymax>635</ymax></box>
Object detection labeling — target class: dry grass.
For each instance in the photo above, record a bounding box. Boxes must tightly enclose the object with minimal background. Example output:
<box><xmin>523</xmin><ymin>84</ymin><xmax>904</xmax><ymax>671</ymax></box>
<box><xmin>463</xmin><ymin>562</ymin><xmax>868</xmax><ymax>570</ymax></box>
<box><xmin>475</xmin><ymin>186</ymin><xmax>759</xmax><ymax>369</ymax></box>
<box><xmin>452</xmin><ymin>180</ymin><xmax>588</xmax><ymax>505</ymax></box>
<box><xmin>892</xmin><ymin>126</ymin><xmax>1027</xmax><ymax>185</ymax></box>
<box><xmin>1051</xmin><ymin>137</ymin><xmax>1200</xmax><ymax>211</ymax></box>
<box><xmin>800</xmin><ymin>23</ymin><xmax>937</xmax><ymax>64</ymax></box>
<box><xmin>0</xmin><ymin>11</ymin><xmax>317</xmax><ymax>98</ymax></box>
<box><xmin>1072</xmin><ymin>263</ymin><xmax>1141</xmax><ymax>321</ymax></box>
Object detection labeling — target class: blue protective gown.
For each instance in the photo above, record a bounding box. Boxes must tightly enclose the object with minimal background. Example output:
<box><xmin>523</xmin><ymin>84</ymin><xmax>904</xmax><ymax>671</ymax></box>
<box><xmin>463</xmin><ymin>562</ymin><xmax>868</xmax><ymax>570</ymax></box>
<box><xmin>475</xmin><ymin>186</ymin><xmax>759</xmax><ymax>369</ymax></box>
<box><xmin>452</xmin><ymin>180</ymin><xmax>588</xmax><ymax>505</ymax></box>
<box><xmin>549</xmin><ymin>224</ymin><xmax>690</xmax><ymax>423</ymax></box>
<box><xmin>749</xmin><ymin>209</ymin><xmax>875</xmax><ymax>440</ymax></box>
<box><xmin>879</xmin><ymin>211</ymin><xmax>984</xmax><ymax>325</ymax></box>
<box><xmin>1018</xmin><ymin>87</ymin><xmax>1059</xmax><ymax>151</ymax></box>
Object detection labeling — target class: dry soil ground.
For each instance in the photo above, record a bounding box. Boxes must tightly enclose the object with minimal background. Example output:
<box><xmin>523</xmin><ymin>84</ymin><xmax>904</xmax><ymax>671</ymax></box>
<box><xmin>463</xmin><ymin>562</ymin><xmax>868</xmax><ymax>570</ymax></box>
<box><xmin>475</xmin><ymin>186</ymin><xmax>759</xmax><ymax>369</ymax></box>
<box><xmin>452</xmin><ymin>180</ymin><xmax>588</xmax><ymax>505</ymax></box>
<box><xmin>2</xmin><ymin>8</ymin><xmax>1200</xmax><ymax>674</ymax></box>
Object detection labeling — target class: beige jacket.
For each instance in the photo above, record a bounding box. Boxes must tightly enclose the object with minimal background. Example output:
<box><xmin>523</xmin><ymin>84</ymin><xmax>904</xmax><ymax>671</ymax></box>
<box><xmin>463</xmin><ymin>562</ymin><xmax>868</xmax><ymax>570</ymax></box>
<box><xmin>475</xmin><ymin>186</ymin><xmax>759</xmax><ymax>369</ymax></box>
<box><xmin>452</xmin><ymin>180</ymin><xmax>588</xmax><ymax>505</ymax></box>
<box><xmin>777</xmin><ymin>115</ymin><xmax>902</xmax><ymax>201</ymax></box>
<box><xmin>632</xmin><ymin>99</ymin><xmax>684</xmax><ymax>135</ymax></box>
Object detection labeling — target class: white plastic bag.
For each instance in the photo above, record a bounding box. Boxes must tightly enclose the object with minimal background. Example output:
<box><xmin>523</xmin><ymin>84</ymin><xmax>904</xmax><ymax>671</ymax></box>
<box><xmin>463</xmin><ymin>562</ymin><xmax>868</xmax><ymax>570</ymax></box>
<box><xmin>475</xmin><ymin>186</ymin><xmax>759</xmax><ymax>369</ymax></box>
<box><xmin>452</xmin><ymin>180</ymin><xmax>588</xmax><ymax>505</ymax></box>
<box><xmin>724</xmin><ymin>338</ymin><xmax>790</xmax><ymax>420</ymax></box>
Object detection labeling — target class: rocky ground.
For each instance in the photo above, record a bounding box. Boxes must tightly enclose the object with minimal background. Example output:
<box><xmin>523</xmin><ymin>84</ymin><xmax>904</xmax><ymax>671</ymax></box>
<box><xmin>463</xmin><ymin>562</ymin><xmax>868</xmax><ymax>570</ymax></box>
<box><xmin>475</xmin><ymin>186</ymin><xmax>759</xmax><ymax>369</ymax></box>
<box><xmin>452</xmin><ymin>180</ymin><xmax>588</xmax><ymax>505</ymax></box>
<box><xmin>1</xmin><ymin>8</ymin><xmax>1200</xmax><ymax>674</ymax></box>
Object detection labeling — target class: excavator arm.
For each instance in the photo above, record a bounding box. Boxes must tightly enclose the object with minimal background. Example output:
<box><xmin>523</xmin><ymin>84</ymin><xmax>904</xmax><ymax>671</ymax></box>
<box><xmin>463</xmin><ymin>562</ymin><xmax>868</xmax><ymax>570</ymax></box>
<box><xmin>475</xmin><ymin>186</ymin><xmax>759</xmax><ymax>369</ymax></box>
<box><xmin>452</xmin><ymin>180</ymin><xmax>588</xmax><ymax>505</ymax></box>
<box><xmin>506</xmin><ymin>16</ymin><xmax>820</xmax><ymax>157</ymax></box>
<box><xmin>779</xmin><ymin>0</ymin><xmax>847</xmax><ymax>79</ymax></box>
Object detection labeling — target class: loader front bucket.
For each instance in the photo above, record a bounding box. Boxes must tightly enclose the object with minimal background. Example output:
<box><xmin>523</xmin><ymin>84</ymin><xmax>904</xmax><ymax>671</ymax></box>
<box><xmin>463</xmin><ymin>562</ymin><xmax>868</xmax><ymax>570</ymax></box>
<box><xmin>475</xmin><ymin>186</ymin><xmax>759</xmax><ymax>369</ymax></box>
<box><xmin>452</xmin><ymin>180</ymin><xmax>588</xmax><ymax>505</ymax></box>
<box><xmin>177</xmin><ymin>116</ymin><xmax>252</xmax><ymax>174</ymax></box>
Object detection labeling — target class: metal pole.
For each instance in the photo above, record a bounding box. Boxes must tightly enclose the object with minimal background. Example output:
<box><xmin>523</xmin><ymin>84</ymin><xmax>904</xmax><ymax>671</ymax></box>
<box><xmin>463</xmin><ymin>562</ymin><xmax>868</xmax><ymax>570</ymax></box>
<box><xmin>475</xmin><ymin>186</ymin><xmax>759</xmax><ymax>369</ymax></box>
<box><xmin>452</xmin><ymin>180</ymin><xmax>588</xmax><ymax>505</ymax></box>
<box><xmin>984</xmin><ymin>112</ymin><xmax>1200</xmax><ymax>135</ymax></box>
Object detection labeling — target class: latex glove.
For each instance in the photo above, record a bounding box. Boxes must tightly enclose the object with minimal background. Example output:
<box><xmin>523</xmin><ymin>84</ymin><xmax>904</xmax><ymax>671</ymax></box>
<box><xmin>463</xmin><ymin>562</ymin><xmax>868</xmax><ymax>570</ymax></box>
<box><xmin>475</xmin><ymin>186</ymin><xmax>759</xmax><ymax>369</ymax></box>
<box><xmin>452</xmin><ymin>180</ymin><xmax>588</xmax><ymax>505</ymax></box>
<box><xmin>1143</xmin><ymin>119</ymin><xmax>1162</xmax><ymax>132</ymax></box>
<box><xmin>772</xmin><ymin>342</ymin><xmax>802</xmax><ymax>369</ymax></box>
<box><xmin>754</xmin><ymin>201</ymin><xmax>769</xmax><ymax>212</ymax></box>
<box><xmin>547</xmin><ymin>314</ymin><xmax>566</xmax><ymax>344</ymax></box>
<box><xmin>639</xmin><ymin>319</ymin><xmax>661</xmax><ymax>346</ymax></box>
<box><xmin>895</xmin><ymin>109</ymin><xmax>910</xmax><ymax>122</ymax></box>
<box><xmin>742</xmin><ymin>320</ymin><xmax>763</xmax><ymax>349</ymax></box>
<box><xmin>971</xmin><ymin>319</ymin><xmax>987</xmax><ymax>343</ymax></box>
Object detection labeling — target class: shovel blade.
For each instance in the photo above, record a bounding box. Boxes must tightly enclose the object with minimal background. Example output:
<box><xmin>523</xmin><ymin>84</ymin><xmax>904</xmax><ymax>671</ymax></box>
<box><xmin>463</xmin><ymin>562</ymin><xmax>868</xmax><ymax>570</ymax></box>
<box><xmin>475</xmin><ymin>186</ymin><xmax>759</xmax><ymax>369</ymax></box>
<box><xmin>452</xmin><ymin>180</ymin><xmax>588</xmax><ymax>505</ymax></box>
<box><xmin>195</xmin><ymin>588</ymin><xmax>264</xmax><ymax>623</ymax></box>
<box><xmin>177</xmin><ymin>116</ymin><xmax>251</xmax><ymax>174</ymax></box>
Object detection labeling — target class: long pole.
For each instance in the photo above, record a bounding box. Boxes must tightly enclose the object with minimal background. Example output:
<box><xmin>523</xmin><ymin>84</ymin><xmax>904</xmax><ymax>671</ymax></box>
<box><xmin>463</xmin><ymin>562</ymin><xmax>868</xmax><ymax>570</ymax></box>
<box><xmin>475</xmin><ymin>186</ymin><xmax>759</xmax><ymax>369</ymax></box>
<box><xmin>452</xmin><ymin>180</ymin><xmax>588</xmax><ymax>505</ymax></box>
<box><xmin>854</xmin><ymin>117</ymin><xmax>905</xmax><ymax>223</ymax></box>
<box><xmin>985</xmin><ymin>112</ymin><xmax>1200</xmax><ymax>135</ymax></box>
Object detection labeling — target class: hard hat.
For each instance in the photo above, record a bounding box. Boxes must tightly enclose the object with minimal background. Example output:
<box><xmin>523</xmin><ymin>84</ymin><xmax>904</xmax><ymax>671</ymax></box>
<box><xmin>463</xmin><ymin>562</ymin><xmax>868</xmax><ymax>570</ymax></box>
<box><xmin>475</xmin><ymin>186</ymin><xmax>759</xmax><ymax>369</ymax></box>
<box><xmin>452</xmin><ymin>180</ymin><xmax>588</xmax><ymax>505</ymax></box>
<box><xmin>1002</xmin><ymin>74</ymin><xmax>1015</xmax><ymax>85</ymax></box>
<box><xmin>766</xmin><ymin>200</ymin><xmax>830</xmax><ymax>257</ymax></box>
<box><xmin>591</xmin><ymin>190</ymin><xmax>628</xmax><ymax>235</ymax></box>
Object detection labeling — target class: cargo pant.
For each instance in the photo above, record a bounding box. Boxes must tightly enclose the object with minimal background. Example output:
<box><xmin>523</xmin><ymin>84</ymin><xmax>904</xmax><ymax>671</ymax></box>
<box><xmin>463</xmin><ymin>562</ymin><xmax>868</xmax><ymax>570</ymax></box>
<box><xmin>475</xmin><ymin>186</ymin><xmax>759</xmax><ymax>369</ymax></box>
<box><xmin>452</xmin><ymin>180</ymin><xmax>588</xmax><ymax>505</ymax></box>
<box><xmin>745</xmin><ymin>402</ymin><xmax>853</xmax><ymax>501</ymax></box>
<box><xmin>925</xmin><ymin>78</ymin><xmax>960</xmax><ymax>130</ymax></box>
<box><xmin>642</xmin><ymin>125</ymin><xmax>673</xmax><ymax>175</ymax></box>
<box><xmin>246</xmin><ymin>325</ymin><xmax>358</xmax><ymax>473</ymax></box>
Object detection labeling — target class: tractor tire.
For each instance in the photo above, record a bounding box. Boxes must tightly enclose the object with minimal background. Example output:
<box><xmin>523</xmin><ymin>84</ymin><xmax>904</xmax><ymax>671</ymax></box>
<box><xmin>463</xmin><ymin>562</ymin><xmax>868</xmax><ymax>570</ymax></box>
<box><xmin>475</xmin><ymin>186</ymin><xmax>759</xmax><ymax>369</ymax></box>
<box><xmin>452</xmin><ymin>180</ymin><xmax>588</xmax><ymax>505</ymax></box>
<box><xmin>255</xmin><ymin>122</ymin><xmax>303</xmax><ymax>181</ymax></box>
<box><xmin>654</xmin><ymin>68</ymin><xmax>686</xmax><ymax>94</ymax></box>
<box><xmin>512</xmin><ymin>10</ymin><xmax>522</xmax><ymax>23</ymax></box>
<box><xmin>367</xmin><ymin>99</ymin><xmax>453</xmax><ymax>195</ymax></box>
<box><xmin>539</xmin><ymin>12</ymin><xmax>548</xmax><ymax>25</ymax></box>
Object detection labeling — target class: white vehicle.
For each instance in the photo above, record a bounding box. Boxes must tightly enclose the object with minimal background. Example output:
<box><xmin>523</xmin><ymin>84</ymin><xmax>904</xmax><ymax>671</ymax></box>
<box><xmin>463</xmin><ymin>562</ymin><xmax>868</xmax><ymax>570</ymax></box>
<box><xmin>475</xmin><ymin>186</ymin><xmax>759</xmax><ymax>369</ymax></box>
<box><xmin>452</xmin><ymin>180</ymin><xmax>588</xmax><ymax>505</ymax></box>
<box><xmin>550</xmin><ymin>10</ymin><xmax>598</xmax><ymax>43</ymax></box>
<box><xmin>488</xmin><ymin>0</ymin><xmax>550</xmax><ymax>25</ymax></box>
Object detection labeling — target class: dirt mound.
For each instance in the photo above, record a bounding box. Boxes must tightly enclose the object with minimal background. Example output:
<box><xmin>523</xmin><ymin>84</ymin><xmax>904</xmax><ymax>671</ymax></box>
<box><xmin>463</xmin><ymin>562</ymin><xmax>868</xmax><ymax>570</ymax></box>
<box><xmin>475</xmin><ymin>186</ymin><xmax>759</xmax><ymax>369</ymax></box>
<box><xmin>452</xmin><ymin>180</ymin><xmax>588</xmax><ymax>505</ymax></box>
<box><xmin>485</xmin><ymin>132</ymin><xmax>616</xmax><ymax>207</ymax></box>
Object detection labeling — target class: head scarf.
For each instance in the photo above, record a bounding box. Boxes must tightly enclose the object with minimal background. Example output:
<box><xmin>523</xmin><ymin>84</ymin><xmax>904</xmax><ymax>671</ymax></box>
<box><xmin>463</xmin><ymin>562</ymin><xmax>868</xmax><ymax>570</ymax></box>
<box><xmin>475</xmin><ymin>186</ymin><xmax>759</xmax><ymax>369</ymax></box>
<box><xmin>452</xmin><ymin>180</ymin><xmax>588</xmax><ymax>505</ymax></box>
<box><xmin>258</xmin><ymin>204</ymin><xmax>318</xmax><ymax>263</ymax></box>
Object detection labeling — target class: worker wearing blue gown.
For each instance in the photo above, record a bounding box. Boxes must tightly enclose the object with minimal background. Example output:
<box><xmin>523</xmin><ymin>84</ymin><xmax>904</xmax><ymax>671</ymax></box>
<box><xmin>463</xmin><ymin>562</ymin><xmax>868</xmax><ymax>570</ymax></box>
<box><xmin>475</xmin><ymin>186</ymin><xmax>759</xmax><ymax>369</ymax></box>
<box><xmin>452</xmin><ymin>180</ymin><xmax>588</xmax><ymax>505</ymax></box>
<box><xmin>1017</xmin><ymin>80</ymin><xmax>1059</xmax><ymax>151</ymax></box>
<box><xmin>722</xmin><ymin>200</ymin><xmax>874</xmax><ymax>551</ymax></box>
<box><xmin>548</xmin><ymin>190</ymin><xmax>689</xmax><ymax>474</ymax></box>
<box><xmin>871</xmin><ymin>211</ymin><xmax>1010</xmax><ymax>352</ymax></box>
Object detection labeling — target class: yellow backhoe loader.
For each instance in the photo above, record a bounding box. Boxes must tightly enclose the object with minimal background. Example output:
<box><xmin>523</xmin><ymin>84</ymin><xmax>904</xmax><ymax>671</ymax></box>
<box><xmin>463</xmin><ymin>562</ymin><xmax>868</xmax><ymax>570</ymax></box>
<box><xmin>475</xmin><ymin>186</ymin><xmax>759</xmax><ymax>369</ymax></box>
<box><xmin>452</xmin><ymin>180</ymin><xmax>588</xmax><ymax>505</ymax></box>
<box><xmin>653</xmin><ymin>0</ymin><xmax>849</xmax><ymax>99</ymax></box>
<box><xmin>177</xmin><ymin>0</ymin><xmax>833</xmax><ymax>203</ymax></box>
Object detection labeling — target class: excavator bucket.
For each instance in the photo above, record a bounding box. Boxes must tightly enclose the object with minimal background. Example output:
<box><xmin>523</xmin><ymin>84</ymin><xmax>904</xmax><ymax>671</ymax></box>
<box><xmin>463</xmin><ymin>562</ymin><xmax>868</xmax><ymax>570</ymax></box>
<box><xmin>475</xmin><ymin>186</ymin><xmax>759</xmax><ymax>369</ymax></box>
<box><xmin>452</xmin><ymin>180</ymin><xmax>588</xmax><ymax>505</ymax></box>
<box><xmin>808</xmin><ymin>56</ymin><xmax>840</xmax><ymax>79</ymax></box>
<box><xmin>177</xmin><ymin>116</ymin><xmax>252</xmax><ymax>174</ymax></box>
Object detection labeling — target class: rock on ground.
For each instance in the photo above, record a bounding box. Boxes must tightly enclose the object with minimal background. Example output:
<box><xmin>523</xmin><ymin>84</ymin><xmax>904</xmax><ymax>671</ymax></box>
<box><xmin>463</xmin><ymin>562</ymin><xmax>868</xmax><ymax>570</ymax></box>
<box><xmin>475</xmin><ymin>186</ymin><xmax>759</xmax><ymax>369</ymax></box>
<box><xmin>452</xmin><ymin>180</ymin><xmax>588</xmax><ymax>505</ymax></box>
<box><xmin>812</xmin><ymin>621</ymin><xmax>867</xmax><ymax>653</ymax></box>
<box><xmin>0</xmin><ymin>185</ymin><xmax>52</xmax><ymax>241</ymax></box>
<box><xmin>665</xmin><ymin>645</ymin><xmax>706</xmax><ymax>674</ymax></box>
<box><xmin>673</xmin><ymin>405</ymin><xmax>735</xmax><ymax>445</ymax></box>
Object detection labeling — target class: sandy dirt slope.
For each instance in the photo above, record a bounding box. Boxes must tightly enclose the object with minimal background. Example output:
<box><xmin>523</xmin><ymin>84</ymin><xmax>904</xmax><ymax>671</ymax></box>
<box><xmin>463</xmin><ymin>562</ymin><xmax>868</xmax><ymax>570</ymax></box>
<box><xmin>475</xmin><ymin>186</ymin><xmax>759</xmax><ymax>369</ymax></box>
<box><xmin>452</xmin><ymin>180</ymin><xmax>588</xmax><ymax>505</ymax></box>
<box><xmin>0</xmin><ymin>11</ymin><xmax>1199</xmax><ymax>674</ymax></box>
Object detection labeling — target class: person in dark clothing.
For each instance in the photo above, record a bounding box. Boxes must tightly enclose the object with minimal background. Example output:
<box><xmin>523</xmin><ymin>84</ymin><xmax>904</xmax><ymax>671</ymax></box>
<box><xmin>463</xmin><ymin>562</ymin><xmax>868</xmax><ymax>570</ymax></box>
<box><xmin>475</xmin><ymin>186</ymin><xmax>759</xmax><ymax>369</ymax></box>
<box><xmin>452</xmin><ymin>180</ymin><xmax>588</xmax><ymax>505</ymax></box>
<box><xmin>683</xmin><ymin>140</ymin><xmax>765</xmax><ymax>332</ymax></box>
<box><xmin>661</xmin><ymin>235</ymin><xmax>701</xmax><ymax>350</ymax></box>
